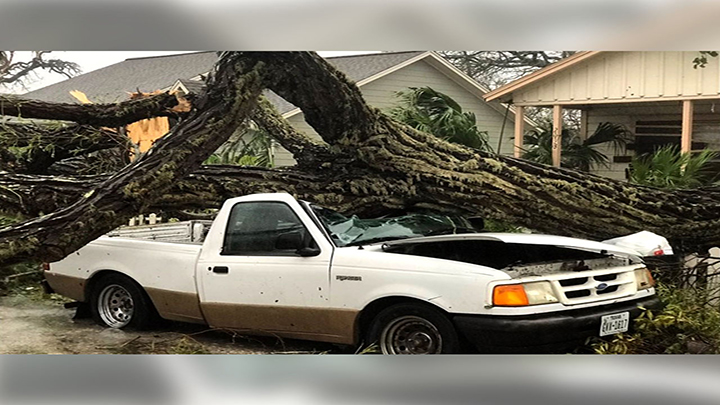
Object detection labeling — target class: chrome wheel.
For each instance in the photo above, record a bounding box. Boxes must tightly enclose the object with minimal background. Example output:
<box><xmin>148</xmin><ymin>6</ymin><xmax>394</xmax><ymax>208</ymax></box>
<box><xmin>97</xmin><ymin>284</ymin><xmax>134</xmax><ymax>328</ymax></box>
<box><xmin>380</xmin><ymin>315</ymin><xmax>442</xmax><ymax>354</ymax></box>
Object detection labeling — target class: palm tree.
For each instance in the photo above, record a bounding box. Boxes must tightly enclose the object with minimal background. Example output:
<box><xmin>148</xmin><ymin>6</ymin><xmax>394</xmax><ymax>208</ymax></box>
<box><xmin>629</xmin><ymin>145</ymin><xmax>718</xmax><ymax>189</ymax></box>
<box><xmin>205</xmin><ymin>121</ymin><xmax>273</xmax><ymax>167</ymax></box>
<box><xmin>523</xmin><ymin>122</ymin><xmax>630</xmax><ymax>171</ymax></box>
<box><xmin>389</xmin><ymin>87</ymin><xmax>492</xmax><ymax>151</ymax></box>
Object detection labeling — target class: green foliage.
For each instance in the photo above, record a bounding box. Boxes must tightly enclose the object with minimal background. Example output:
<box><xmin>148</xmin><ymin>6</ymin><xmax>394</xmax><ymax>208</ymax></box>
<box><xmin>590</xmin><ymin>284</ymin><xmax>720</xmax><ymax>354</ymax></box>
<box><xmin>523</xmin><ymin>122</ymin><xmax>630</xmax><ymax>171</ymax></box>
<box><xmin>389</xmin><ymin>87</ymin><xmax>492</xmax><ymax>151</ymax></box>
<box><xmin>205</xmin><ymin>122</ymin><xmax>273</xmax><ymax>167</ymax></box>
<box><xmin>629</xmin><ymin>145</ymin><xmax>718</xmax><ymax>189</ymax></box>
<box><xmin>693</xmin><ymin>51</ymin><xmax>719</xmax><ymax>69</ymax></box>
<box><xmin>482</xmin><ymin>218</ymin><xmax>524</xmax><ymax>233</ymax></box>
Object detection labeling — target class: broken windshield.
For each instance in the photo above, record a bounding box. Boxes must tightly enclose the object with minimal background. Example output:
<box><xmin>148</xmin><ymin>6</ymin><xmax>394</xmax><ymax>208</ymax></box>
<box><xmin>310</xmin><ymin>205</ymin><xmax>479</xmax><ymax>247</ymax></box>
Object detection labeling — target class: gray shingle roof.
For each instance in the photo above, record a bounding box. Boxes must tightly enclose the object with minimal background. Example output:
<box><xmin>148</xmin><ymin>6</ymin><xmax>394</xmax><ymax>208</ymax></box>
<box><xmin>24</xmin><ymin>52</ymin><xmax>218</xmax><ymax>104</ymax></box>
<box><xmin>22</xmin><ymin>51</ymin><xmax>426</xmax><ymax>114</ymax></box>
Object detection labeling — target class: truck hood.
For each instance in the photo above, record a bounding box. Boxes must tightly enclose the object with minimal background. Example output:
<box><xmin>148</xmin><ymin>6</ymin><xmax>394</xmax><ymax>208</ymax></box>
<box><xmin>381</xmin><ymin>232</ymin><xmax>642</xmax><ymax>259</ymax></box>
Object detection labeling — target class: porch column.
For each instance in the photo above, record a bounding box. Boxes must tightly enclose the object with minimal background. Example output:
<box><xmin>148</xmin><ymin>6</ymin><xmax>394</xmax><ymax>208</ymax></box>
<box><xmin>681</xmin><ymin>100</ymin><xmax>694</xmax><ymax>153</ymax></box>
<box><xmin>514</xmin><ymin>106</ymin><xmax>525</xmax><ymax>158</ymax></box>
<box><xmin>552</xmin><ymin>105</ymin><xmax>563</xmax><ymax>167</ymax></box>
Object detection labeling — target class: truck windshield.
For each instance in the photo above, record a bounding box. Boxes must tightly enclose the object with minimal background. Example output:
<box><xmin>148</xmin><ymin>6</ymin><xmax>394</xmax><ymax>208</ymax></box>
<box><xmin>309</xmin><ymin>205</ymin><xmax>478</xmax><ymax>247</ymax></box>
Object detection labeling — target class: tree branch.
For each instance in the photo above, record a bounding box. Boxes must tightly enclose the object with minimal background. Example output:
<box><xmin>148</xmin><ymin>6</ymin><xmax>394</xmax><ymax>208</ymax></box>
<box><xmin>0</xmin><ymin>165</ymin><xmax>430</xmax><ymax>220</ymax></box>
<box><xmin>0</xmin><ymin>51</ymin><xmax>81</xmax><ymax>86</ymax></box>
<box><xmin>248</xmin><ymin>52</ymin><xmax>378</xmax><ymax>145</ymax></box>
<box><xmin>0</xmin><ymin>55</ymin><xmax>81</xmax><ymax>84</ymax></box>
<box><xmin>0</xmin><ymin>122</ymin><xmax>129</xmax><ymax>173</ymax></box>
<box><xmin>251</xmin><ymin>97</ymin><xmax>335</xmax><ymax>166</ymax></box>
<box><xmin>0</xmin><ymin>92</ymin><xmax>186</xmax><ymax>127</ymax></box>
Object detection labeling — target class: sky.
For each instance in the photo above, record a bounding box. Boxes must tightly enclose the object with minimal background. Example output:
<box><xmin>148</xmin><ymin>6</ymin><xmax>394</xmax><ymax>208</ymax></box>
<box><xmin>4</xmin><ymin>51</ymin><xmax>378</xmax><ymax>94</ymax></box>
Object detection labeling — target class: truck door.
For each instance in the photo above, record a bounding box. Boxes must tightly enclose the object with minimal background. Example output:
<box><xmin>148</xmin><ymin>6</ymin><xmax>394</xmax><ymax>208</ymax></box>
<box><xmin>197</xmin><ymin>198</ymin><xmax>341</xmax><ymax>341</ymax></box>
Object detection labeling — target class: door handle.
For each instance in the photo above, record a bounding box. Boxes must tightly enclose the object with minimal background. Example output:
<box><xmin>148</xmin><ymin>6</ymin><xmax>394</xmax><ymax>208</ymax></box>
<box><xmin>212</xmin><ymin>266</ymin><xmax>229</xmax><ymax>274</ymax></box>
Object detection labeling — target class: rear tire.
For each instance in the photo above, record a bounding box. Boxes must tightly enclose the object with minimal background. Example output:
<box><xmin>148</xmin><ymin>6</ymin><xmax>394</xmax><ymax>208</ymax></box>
<box><xmin>366</xmin><ymin>303</ymin><xmax>460</xmax><ymax>354</ymax></box>
<box><xmin>90</xmin><ymin>274</ymin><xmax>156</xmax><ymax>330</ymax></box>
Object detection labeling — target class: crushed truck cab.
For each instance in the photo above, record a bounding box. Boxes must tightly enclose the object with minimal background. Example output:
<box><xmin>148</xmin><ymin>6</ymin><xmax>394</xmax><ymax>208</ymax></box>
<box><xmin>45</xmin><ymin>193</ymin><xmax>660</xmax><ymax>354</ymax></box>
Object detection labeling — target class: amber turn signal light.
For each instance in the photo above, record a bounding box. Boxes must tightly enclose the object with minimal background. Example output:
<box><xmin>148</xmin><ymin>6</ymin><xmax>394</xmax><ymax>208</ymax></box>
<box><xmin>493</xmin><ymin>284</ymin><xmax>529</xmax><ymax>306</ymax></box>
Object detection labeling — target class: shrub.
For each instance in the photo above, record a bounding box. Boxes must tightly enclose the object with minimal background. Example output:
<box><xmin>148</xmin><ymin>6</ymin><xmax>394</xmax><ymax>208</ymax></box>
<box><xmin>589</xmin><ymin>284</ymin><xmax>720</xmax><ymax>354</ymax></box>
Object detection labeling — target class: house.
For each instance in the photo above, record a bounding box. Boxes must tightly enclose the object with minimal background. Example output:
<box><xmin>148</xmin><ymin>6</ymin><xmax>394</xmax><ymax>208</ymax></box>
<box><xmin>484</xmin><ymin>51</ymin><xmax>720</xmax><ymax>180</ymax></box>
<box><xmin>24</xmin><ymin>51</ymin><xmax>536</xmax><ymax>166</ymax></box>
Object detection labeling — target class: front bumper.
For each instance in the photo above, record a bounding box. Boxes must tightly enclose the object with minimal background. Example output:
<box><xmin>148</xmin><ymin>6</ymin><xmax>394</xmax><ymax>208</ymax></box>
<box><xmin>453</xmin><ymin>295</ymin><xmax>662</xmax><ymax>353</ymax></box>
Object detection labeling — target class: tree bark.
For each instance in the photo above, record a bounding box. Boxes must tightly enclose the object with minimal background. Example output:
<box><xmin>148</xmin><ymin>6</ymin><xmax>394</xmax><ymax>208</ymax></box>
<box><xmin>0</xmin><ymin>92</ymin><xmax>185</xmax><ymax>127</ymax></box>
<box><xmin>251</xmin><ymin>97</ymin><xmax>335</xmax><ymax>167</ymax></box>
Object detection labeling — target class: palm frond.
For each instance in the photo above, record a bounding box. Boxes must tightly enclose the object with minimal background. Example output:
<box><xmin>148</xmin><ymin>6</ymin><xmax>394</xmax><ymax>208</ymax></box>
<box><xmin>522</xmin><ymin>122</ymin><xmax>627</xmax><ymax>172</ymax></box>
<box><xmin>389</xmin><ymin>87</ymin><xmax>492</xmax><ymax>152</ymax></box>
<box><xmin>205</xmin><ymin>122</ymin><xmax>273</xmax><ymax>167</ymax></box>
<box><xmin>629</xmin><ymin>145</ymin><xmax>718</xmax><ymax>189</ymax></box>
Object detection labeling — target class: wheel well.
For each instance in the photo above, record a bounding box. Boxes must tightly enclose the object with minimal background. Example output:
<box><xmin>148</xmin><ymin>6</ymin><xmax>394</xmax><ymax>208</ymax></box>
<box><xmin>356</xmin><ymin>296</ymin><xmax>449</xmax><ymax>342</ymax></box>
<box><xmin>84</xmin><ymin>270</ymin><xmax>149</xmax><ymax>305</ymax></box>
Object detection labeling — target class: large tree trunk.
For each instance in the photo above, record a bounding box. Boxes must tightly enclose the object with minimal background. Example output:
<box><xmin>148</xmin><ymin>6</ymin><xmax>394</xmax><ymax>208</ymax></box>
<box><xmin>1</xmin><ymin>51</ymin><xmax>720</xmax><ymax>268</ymax></box>
<box><xmin>245</xmin><ymin>52</ymin><xmax>720</xmax><ymax>251</ymax></box>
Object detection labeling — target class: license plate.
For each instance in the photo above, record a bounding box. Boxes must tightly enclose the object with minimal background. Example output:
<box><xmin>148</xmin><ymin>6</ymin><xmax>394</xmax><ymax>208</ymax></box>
<box><xmin>599</xmin><ymin>312</ymin><xmax>629</xmax><ymax>336</ymax></box>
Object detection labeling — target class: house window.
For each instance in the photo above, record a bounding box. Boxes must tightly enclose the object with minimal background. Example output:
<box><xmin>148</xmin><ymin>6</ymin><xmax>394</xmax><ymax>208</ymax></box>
<box><xmin>633</xmin><ymin>120</ymin><xmax>682</xmax><ymax>156</ymax></box>
<box><xmin>631</xmin><ymin>119</ymin><xmax>720</xmax><ymax>177</ymax></box>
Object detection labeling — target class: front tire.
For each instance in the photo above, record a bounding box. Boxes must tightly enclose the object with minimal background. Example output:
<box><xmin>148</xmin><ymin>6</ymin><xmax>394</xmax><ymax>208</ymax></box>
<box><xmin>90</xmin><ymin>274</ymin><xmax>155</xmax><ymax>329</ymax></box>
<box><xmin>366</xmin><ymin>303</ymin><xmax>460</xmax><ymax>354</ymax></box>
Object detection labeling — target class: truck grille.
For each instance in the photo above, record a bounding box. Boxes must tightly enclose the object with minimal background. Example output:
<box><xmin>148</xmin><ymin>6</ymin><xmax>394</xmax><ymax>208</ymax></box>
<box><xmin>552</xmin><ymin>267</ymin><xmax>637</xmax><ymax>305</ymax></box>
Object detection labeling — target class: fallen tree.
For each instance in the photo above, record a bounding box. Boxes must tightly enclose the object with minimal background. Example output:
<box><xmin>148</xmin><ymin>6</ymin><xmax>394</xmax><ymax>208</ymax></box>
<box><xmin>0</xmin><ymin>51</ymin><xmax>720</xmax><ymax>267</ymax></box>
<box><xmin>0</xmin><ymin>52</ymin><xmax>265</xmax><ymax>265</ymax></box>
<box><xmin>0</xmin><ymin>122</ymin><xmax>129</xmax><ymax>173</ymax></box>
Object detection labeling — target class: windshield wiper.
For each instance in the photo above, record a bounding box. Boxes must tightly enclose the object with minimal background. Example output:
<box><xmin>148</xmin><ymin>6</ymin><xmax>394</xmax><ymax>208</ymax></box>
<box><xmin>345</xmin><ymin>235</ymin><xmax>416</xmax><ymax>247</ymax></box>
<box><xmin>423</xmin><ymin>227</ymin><xmax>477</xmax><ymax>237</ymax></box>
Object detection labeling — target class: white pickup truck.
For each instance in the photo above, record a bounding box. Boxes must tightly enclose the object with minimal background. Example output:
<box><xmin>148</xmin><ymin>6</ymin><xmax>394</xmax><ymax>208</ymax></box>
<box><xmin>44</xmin><ymin>193</ymin><xmax>660</xmax><ymax>354</ymax></box>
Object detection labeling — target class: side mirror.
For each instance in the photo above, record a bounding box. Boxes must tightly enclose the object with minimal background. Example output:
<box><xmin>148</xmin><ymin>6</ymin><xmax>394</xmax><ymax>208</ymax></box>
<box><xmin>468</xmin><ymin>217</ymin><xmax>485</xmax><ymax>231</ymax></box>
<box><xmin>297</xmin><ymin>246</ymin><xmax>321</xmax><ymax>257</ymax></box>
<box><xmin>275</xmin><ymin>231</ymin><xmax>304</xmax><ymax>250</ymax></box>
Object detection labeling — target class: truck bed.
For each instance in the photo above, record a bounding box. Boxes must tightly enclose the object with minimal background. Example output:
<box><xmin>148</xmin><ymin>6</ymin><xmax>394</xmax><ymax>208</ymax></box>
<box><xmin>46</xmin><ymin>236</ymin><xmax>205</xmax><ymax>323</ymax></box>
<box><xmin>105</xmin><ymin>220</ymin><xmax>213</xmax><ymax>243</ymax></box>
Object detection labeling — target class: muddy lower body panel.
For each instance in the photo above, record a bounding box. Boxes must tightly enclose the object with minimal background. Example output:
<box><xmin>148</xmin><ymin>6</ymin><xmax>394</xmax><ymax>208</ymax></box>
<box><xmin>43</xmin><ymin>272</ymin><xmax>86</xmax><ymax>302</ymax></box>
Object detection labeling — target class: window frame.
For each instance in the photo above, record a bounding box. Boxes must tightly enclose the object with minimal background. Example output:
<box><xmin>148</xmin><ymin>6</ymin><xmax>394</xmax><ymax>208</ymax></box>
<box><xmin>220</xmin><ymin>201</ymin><xmax>318</xmax><ymax>257</ymax></box>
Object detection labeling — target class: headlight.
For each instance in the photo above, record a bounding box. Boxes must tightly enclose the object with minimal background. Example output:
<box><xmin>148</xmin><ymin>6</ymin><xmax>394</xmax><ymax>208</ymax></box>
<box><xmin>634</xmin><ymin>267</ymin><xmax>655</xmax><ymax>290</ymax></box>
<box><xmin>493</xmin><ymin>281</ymin><xmax>559</xmax><ymax>306</ymax></box>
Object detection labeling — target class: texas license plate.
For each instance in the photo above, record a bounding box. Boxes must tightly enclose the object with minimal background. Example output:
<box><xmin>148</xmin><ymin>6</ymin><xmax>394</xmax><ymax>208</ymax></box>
<box><xmin>599</xmin><ymin>312</ymin><xmax>629</xmax><ymax>336</ymax></box>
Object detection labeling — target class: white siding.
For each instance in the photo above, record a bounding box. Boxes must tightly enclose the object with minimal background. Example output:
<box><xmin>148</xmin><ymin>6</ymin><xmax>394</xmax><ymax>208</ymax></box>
<box><xmin>274</xmin><ymin>59</ymin><xmax>517</xmax><ymax>167</ymax></box>
<box><xmin>586</xmin><ymin>108</ymin><xmax>636</xmax><ymax>181</ymax></box>
<box><xmin>584</xmin><ymin>101</ymin><xmax>720</xmax><ymax>180</ymax></box>
<box><xmin>515</xmin><ymin>52</ymin><xmax>720</xmax><ymax>106</ymax></box>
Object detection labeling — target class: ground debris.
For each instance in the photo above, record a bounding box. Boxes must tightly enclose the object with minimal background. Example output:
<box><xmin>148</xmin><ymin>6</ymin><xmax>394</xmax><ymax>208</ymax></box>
<box><xmin>0</xmin><ymin>294</ymin><xmax>340</xmax><ymax>354</ymax></box>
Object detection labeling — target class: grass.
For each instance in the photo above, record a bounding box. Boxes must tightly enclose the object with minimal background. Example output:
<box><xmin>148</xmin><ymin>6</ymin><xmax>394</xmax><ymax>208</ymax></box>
<box><xmin>587</xmin><ymin>283</ymin><xmax>720</xmax><ymax>354</ymax></box>
<box><xmin>103</xmin><ymin>335</ymin><xmax>211</xmax><ymax>354</ymax></box>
